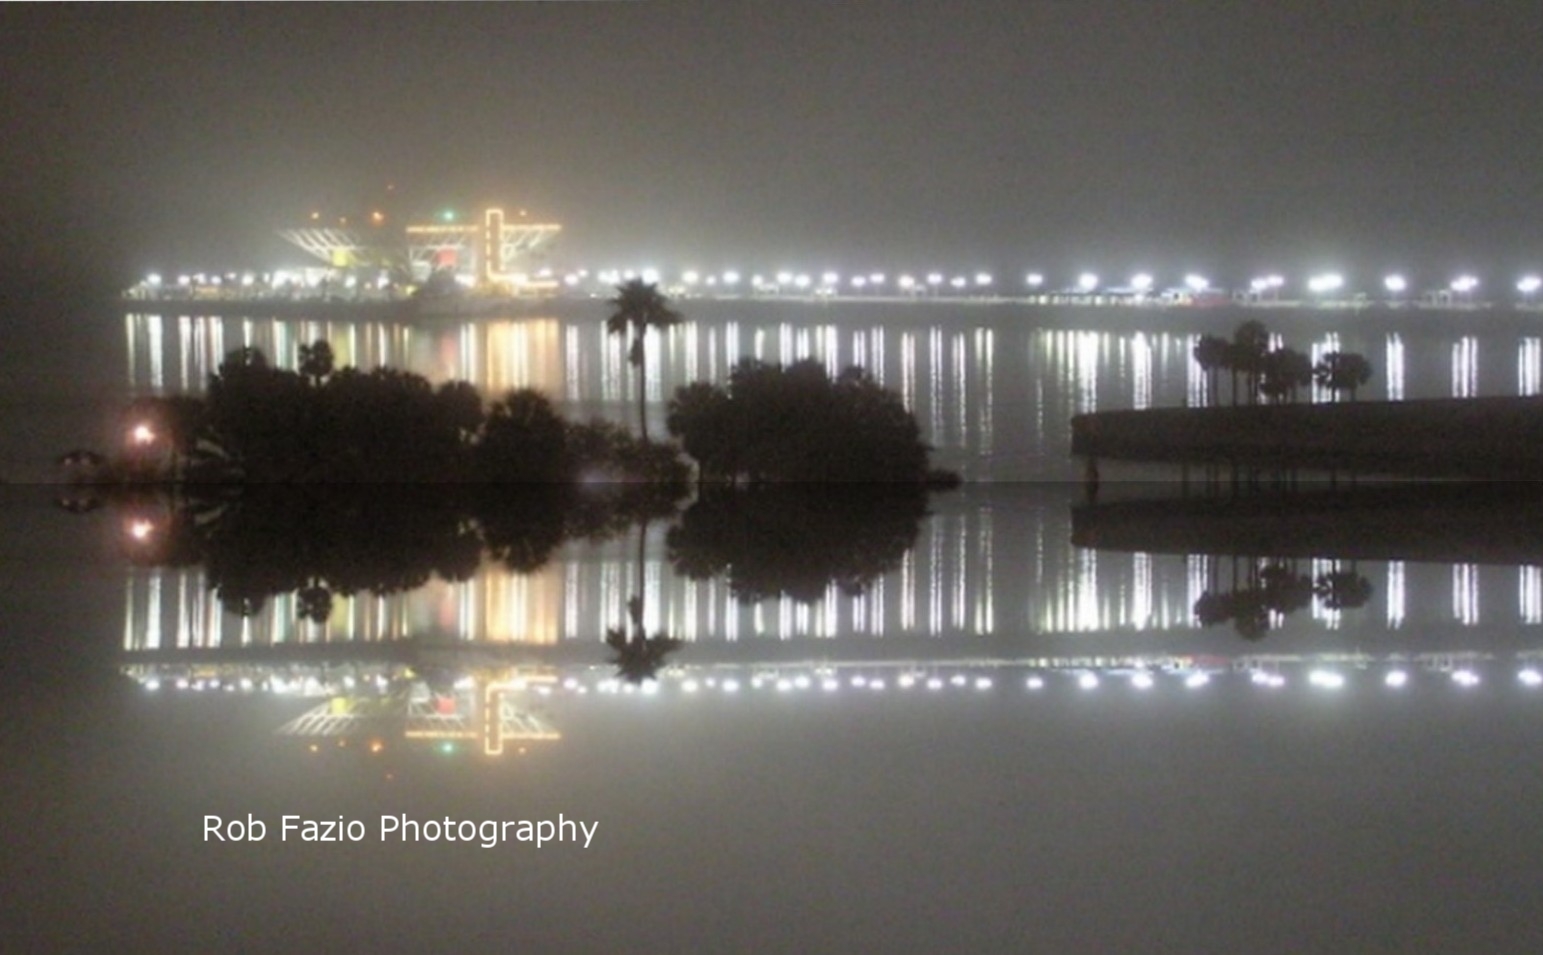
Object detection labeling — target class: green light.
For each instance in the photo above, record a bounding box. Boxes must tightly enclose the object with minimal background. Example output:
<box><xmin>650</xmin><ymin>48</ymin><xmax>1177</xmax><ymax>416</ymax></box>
<box><xmin>439</xmin><ymin>741</ymin><xmax>455</xmax><ymax>754</ymax></box>
<box><xmin>441</xmin><ymin>209</ymin><xmax>455</xmax><ymax>223</ymax></box>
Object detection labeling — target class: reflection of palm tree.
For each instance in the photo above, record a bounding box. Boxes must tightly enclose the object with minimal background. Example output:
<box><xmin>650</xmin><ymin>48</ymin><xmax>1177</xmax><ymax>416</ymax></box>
<box><xmin>606</xmin><ymin>280</ymin><xmax>683</xmax><ymax>442</ymax></box>
<box><xmin>606</xmin><ymin>519</ymin><xmax>683</xmax><ymax>683</ymax></box>
<box><xmin>1314</xmin><ymin>569</ymin><xmax>1374</xmax><ymax>610</ymax></box>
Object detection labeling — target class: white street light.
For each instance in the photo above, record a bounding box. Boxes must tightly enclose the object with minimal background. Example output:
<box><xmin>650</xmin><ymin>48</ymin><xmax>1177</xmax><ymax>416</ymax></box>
<box><xmin>974</xmin><ymin>272</ymin><xmax>992</xmax><ymax>286</ymax></box>
<box><xmin>1518</xmin><ymin>275</ymin><xmax>1542</xmax><ymax>295</ymax></box>
<box><xmin>1025</xmin><ymin>272</ymin><xmax>1045</xmax><ymax>288</ymax></box>
<box><xmin>1384</xmin><ymin>274</ymin><xmax>1407</xmax><ymax>294</ymax></box>
<box><xmin>1077</xmin><ymin>272</ymin><xmax>1099</xmax><ymax>292</ymax></box>
<box><xmin>1184</xmin><ymin>274</ymin><xmax>1209</xmax><ymax>293</ymax></box>
<box><xmin>1451</xmin><ymin>275</ymin><xmax>1479</xmax><ymax>294</ymax></box>
<box><xmin>1307</xmin><ymin>273</ymin><xmax>1344</xmax><ymax>294</ymax></box>
<box><xmin>1130</xmin><ymin>273</ymin><xmax>1154</xmax><ymax>292</ymax></box>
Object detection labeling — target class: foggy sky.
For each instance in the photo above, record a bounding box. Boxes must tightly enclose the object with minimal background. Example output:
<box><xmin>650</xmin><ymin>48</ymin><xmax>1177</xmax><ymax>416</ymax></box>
<box><xmin>5</xmin><ymin>1</ymin><xmax>1543</xmax><ymax>291</ymax></box>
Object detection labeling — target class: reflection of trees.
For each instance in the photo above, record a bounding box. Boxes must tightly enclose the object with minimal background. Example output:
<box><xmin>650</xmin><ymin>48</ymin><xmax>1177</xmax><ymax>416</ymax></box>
<box><xmin>666</xmin><ymin>486</ymin><xmax>930</xmax><ymax>602</ymax></box>
<box><xmin>1193</xmin><ymin>559</ymin><xmax>1372</xmax><ymax>641</ymax></box>
<box><xmin>108</xmin><ymin>486</ymin><xmax>670</xmax><ymax>619</ymax></box>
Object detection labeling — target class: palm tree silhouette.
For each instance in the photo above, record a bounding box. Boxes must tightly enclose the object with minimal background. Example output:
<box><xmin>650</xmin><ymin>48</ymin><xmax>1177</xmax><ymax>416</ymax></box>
<box><xmin>1314</xmin><ymin>352</ymin><xmax>1374</xmax><ymax>401</ymax></box>
<box><xmin>606</xmin><ymin>279</ymin><xmax>683</xmax><ymax>442</ymax></box>
<box><xmin>606</xmin><ymin>518</ymin><xmax>682</xmax><ymax>684</ymax></box>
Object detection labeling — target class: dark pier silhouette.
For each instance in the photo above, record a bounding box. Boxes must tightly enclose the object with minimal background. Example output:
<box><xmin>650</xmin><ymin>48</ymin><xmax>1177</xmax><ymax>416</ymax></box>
<box><xmin>1072</xmin><ymin>396</ymin><xmax>1543</xmax><ymax>484</ymax></box>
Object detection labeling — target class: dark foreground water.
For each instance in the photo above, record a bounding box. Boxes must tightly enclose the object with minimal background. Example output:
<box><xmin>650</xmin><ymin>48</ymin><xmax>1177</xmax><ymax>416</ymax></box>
<box><xmin>7</xmin><ymin>299</ymin><xmax>1543</xmax><ymax>951</ymax></box>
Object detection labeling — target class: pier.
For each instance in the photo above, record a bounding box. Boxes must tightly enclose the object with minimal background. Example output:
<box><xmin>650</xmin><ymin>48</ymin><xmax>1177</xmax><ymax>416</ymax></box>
<box><xmin>1071</xmin><ymin>396</ymin><xmax>1543</xmax><ymax>482</ymax></box>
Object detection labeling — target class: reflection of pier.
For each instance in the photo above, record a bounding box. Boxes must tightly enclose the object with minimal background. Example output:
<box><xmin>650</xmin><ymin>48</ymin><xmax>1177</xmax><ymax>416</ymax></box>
<box><xmin>1072</xmin><ymin>484</ymin><xmax>1543</xmax><ymax>565</ymax></box>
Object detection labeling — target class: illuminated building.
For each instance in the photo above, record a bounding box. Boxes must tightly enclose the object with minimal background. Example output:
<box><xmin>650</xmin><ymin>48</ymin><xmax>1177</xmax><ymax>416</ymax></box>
<box><xmin>278</xmin><ymin>207</ymin><xmax>561</xmax><ymax>293</ymax></box>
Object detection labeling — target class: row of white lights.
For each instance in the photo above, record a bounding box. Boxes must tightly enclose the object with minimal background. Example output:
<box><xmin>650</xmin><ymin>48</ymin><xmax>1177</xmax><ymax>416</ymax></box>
<box><xmin>576</xmin><ymin>268</ymin><xmax>1543</xmax><ymax>297</ymax></box>
<box><xmin>138</xmin><ymin>666</ymin><xmax>1543</xmax><ymax>695</ymax></box>
<box><xmin>138</xmin><ymin>268</ymin><xmax>1543</xmax><ymax>297</ymax></box>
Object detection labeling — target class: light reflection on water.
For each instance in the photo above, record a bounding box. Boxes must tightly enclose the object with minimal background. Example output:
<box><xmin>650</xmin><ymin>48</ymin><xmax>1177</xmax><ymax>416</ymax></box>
<box><xmin>118</xmin><ymin>492</ymin><xmax>1543</xmax><ymax>658</ymax></box>
<box><xmin>124</xmin><ymin>302</ymin><xmax>1543</xmax><ymax>480</ymax></box>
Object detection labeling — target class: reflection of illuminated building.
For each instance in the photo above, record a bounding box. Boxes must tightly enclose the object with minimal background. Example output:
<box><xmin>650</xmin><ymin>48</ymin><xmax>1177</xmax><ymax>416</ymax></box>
<box><xmin>274</xmin><ymin>669</ymin><xmax>561</xmax><ymax>757</ymax></box>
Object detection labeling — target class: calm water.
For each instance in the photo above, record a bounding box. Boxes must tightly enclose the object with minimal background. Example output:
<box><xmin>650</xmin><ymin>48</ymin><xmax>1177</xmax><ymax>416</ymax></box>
<box><xmin>7</xmin><ymin>301</ymin><xmax>1543</xmax><ymax>951</ymax></box>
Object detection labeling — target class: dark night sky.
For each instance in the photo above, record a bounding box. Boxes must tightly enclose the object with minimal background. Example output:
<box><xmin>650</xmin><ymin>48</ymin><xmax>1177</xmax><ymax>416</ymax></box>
<box><xmin>4</xmin><ymin>1</ymin><xmax>1543</xmax><ymax>290</ymax></box>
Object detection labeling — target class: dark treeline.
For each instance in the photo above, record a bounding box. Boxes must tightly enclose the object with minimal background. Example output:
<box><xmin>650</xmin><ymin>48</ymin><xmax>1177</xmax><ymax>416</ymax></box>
<box><xmin>1194</xmin><ymin>559</ymin><xmax>1373</xmax><ymax>640</ymax></box>
<box><xmin>90</xmin><ymin>339</ymin><xmax>952</xmax><ymax>489</ymax></box>
<box><xmin>104</xmin><ymin>484</ymin><xmax>678</xmax><ymax>619</ymax></box>
<box><xmin>112</xmin><ymin>342</ymin><xmax>689</xmax><ymax>486</ymax></box>
<box><xmin>1192</xmin><ymin>320</ymin><xmax>1374</xmax><ymax>407</ymax></box>
<box><xmin>93</xmin><ymin>484</ymin><xmax>932</xmax><ymax>620</ymax></box>
<box><xmin>666</xmin><ymin>485</ymin><xmax>932</xmax><ymax>602</ymax></box>
<box><xmin>668</xmin><ymin>359</ymin><xmax>954</xmax><ymax>485</ymax></box>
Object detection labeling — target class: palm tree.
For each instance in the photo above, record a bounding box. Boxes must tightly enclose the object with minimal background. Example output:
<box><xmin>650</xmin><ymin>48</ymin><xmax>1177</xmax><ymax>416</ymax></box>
<box><xmin>606</xmin><ymin>279</ymin><xmax>683</xmax><ymax>442</ymax></box>
<box><xmin>1314</xmin><ymin>351</ymin><xmax>1374</xmax><ymax>401</ymax></box>
<box><xmin>298</xmin><ymin>339</ymin><xmax>335</xmax><ymax>387</ymax></box>
<box><xmin>1230</xmin><ymin>321</ymin><xmax>1271</xmax><ymax>405</ymax></box>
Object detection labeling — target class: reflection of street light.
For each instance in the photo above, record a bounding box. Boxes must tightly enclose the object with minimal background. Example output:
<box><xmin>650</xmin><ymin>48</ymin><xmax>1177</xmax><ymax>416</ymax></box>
<box><xmin>1130</xmin><ymin>273</ymin><xmax>1153</xmax><ymax>292</ymax></box>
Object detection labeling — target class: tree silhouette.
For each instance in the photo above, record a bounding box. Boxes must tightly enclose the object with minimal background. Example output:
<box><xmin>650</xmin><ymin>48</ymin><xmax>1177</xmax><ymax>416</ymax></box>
<box><xmin>298</xmin><ymin>339</ymin><xmax>335</xmax><ymax>387</ymax></box>
<box><xmin>1230</xmin><ymin>321</ymin><xmax>1271</xmax><ymax>405</ymax></box>
<box><xmin>1259</xmin><ymin>347</ymin><xmax>1313</xmax><ymax>404</ymax></box>
<box><xmin>1314</xmin><ymin>351</ymin><xmax>1374</xmax><ymax>401</ymax></box>
<box><xmin>1193</xmin><ymin>560</ymin><xmax>1372</xmax><ymax>641</ymax></box>
<box><xmin>667</xmin><ymin>485</ymin><xmax>929</xmax><ymax>602</ymax></box>
<box><xmin>1192</xmin><ymin>334</ymin><xmax>1231</xmax><ymax>407</ymax></box>
<box><xmin>667</xmin><ymin>359</ymin><xmax>943</xmax><ymax>484</ymax></box>
<box><xmin>605</xmin><ymin>279</ymin><xmax>683</xmax><ymax>442</ymax></box>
